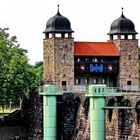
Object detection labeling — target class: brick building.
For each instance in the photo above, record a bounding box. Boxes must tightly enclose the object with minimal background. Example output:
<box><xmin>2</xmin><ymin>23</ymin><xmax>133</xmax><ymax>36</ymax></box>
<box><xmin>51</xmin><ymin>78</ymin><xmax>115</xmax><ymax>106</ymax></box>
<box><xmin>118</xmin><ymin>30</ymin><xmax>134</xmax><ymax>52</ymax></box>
<box><xmin>43</xmin><ymin>6</ymin><xmax>138</xmax><ymax>89</ymax></box>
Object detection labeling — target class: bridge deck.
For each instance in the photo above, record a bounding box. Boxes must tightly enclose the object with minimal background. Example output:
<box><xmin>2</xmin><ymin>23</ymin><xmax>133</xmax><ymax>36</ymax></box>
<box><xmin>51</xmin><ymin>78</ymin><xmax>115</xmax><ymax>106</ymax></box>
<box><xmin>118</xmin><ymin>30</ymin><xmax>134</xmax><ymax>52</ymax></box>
<box><xmin>56</xmin><ymin>85</ymin><xmax>140</xmax><ymax>95</ymax></box>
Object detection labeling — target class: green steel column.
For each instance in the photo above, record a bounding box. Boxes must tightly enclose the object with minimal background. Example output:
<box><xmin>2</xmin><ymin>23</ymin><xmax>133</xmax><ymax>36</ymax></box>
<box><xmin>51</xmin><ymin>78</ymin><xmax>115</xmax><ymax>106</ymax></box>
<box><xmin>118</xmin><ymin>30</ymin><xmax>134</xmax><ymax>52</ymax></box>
<box><xmin>87</xmin><ymin>85</ymin><xmax>124</xmax><ymax>140</ymax></box>
<box><xmin>40</xmin><ymin>84</ymin><xmax>62</xmax><ymax>140</ymax></box>
<box><xmin>89</xmin><ymin>85</ymin><xmax>106</xmax><ymax>140</ymax></box>
<box><xmin>43</xmin><ymin>95</ymin><xmax>56</xmax><ymax>140</ymax></box>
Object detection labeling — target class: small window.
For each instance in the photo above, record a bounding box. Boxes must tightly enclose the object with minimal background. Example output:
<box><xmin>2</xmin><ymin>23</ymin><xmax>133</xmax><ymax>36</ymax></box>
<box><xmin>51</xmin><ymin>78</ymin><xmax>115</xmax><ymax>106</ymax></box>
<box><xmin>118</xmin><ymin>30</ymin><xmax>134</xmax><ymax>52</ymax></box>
<box><xmin>102</xmin><ymin>79</ymin><xmax>105</xmax><ymax>84</ymax></box>
<box><xmin>85</xmin><ymin>78</ymin><xmax>89</xmax><ymax>84</ymax></box>
<box><xmin>128</xmin><ymin>54</ymin><xmax>131</xmax><ymax>60</ymax></box>
<box><xmin>128</xmin><ymin>35</ymin><xmax>132</xmax><ymax>39</ymax></box>
<box><xmin>62</xmin><ymin>81</ymin><xmax>66</xmax><ymax>86</ymax></box>
<box><xmin>120</xmin><ymin>35</ymin><xmax>125</xmax><ymax>39</ymax></box>
<box><xmin>55</xmin><ymin>33</ymin><xmax>61</xmax><ymax>37</ymax></box>
<box><xmin>93</xmin><ymin>78</ymin><xmax>97</xmax><ymax>84</ymax></box>
<box><xmin>49</xmin><ymin>34</ymin><xmax>52</xmax><ymax>38</ymax></box>
<box><xmin>77</xmin><ymin>58</ymin><xmax>80</xmax><ymax>62</ymax></box>
<box><xmin>127</xmin><ymin>81</ymin><xmax>132</xmax><ymax>85</ymax></box>
<box><xmin>76</xmin><ymin>78</ymin><xmax>80</xmax><ymax>85</ymax></box>
<box><xmin>85</xmin><ymin>58</ymin><xmax>89</xmax><ymax>62</ymax></box>
<box><xmin>114</xmin><ymin>35</ymin><xmax>117</xmax><ymax>40</ymax></box>
<box><xmin>65</xmin><ymin>34</ymin><xmax>68</xmax><ymax>38</ymax></box>
<box><xmin>62</xmin><ymin>81</ymin><xmax>67</xmax><ymax>91</ymax></box>
<box><xmin>95</xmin><ymin>58</ymin><xmax>97</xmax><ymax>62</ymax></box>
<box><xmin>63</xmin><ymin>53</ymin><xmax>66</xmax><ymax>60</ymax></box>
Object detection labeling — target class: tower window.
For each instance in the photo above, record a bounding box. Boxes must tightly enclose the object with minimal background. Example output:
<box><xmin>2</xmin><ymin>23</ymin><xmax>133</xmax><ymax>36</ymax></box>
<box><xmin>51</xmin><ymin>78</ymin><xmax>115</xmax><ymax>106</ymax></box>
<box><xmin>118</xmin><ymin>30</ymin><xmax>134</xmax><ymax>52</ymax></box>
<box><xmin>128</xmin><ymin>35</ymin><xmax>132</xmax><ymax>39</ymax></box>
<box><xmin>55</xmin><ymin>33</ymin><xmax>61</xmax><ymax>37</ymax></box>
<box><xmin>120</xmin><ymin>35</ymin><xmax>125</xmax><ymax>39</ymax></box>
<box><xmin>62</xmin><ymin>81</ymin><xmax>67</xmax><ymax>85</ymax></box>
<box><xmin>127</xmin><ymin>80</ymin><xmax>132</xmax><ymax>85</ymax></box>
<box><xmin>113</xmin><ymin>35</ymin><xmax>117</xmax><ymax>40</ymax></box>
<box><xmin>64</xmin><ymin>45</ymin><xmax>68</xmax><ymax>52</ymax></box>
<box><xmin>128</xmin><ymin>54</ymin><xmax>131</xmax><ymax>60</ymax></box>
<box><xmin>49</xmin><ymin>34</ymin><xmax>51</xmax><ymax>38</ymax></box>
<box><xmin>62</xmin><ymin>81</ymin><xmax>67</xmax><ymax>91</ymax></box>
<box><xmin>63</xmin><ymin>53</ymin><xmax>66</xmax><ymax>60</ymax></box>
<box><xmin>65</xmin><ymin>34</ymin><xmax>68</xmax><ymax>38</ymax></box>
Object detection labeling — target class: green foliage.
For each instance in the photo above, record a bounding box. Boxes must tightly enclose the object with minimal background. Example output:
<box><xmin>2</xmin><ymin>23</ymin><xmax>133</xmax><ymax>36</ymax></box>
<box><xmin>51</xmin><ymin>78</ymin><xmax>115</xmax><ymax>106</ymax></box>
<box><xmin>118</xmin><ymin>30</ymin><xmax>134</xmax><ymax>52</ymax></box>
<box><xmin>27</xmin><ymin>61</ymin><xmax>43</xmax><ymax>88</ymax></box>
<box><xmin>0</xmin><ymin>28</ymin><xmax>43</xmax><ymax>103</ymax></box>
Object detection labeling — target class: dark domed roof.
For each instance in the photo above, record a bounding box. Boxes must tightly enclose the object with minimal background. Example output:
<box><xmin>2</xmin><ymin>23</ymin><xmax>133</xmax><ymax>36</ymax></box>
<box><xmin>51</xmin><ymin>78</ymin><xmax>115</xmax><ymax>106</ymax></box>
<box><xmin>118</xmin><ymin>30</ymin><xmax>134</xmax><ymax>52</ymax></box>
<box><xmin>108</xmin><ymin>10</ymin><xmax>138</xmax><ymax>35</ymax></box>
<box><xmin>44</xmin><ymin>6</ymin><xmax>74</xmax><ymax>34</ymax></box>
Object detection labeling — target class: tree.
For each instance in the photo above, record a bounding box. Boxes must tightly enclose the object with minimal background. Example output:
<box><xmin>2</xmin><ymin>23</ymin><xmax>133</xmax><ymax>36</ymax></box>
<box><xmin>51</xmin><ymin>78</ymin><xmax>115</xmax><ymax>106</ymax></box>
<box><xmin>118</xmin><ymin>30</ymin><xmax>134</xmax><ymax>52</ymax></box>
<box><xmin>27</xmin><ymin>61</ymin><xmax>43</xmax><ymax>89</ymax></box>
<box><xmin>0</xmin><ymin>28</ymin><xmax>43</xmax><ymax>104</ymax></box>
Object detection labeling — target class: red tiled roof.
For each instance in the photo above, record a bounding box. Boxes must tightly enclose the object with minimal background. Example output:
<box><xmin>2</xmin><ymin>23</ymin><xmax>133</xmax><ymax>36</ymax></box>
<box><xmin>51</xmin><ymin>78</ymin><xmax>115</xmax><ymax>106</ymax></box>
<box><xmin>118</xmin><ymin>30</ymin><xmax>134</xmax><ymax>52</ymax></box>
<box><xmin>74</xmin><ymin>42</ymin><xmax>120</xmax><ymax>56</ymax></box>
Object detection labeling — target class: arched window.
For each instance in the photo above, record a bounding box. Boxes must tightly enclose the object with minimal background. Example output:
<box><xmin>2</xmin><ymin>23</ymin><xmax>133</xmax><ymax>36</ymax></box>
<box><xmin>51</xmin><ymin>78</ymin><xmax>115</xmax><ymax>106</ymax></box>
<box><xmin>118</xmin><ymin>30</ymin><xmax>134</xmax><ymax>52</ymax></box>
<box><xmin>107</xmin><ymin>99</ymin><xmax>115</xmax><ymax>122</ymax></box>
<box><xmin>118</xmin><ymin>99</ymin><xmax>132</xmax><ymax>139</ymax></box>
<box><xmin>136</xmin><ymin>101</ymin><xmax>140</xmax><ymax>126</ymax></box>
<box><xmin>83</xmin><ymin>97</ymin><xmax>89</xmax><ymax>119</ymax></box>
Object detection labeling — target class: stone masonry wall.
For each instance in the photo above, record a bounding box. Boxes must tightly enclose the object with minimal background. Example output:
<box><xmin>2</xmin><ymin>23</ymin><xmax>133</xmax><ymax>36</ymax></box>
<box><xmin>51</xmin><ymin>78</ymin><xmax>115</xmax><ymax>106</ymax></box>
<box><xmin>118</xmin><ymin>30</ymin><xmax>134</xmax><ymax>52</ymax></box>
<box><xmin>0</xmin><ymin>126</ymin><xmax>26</xmax><ymax>140</ymax></box>
<box><xmin>57</xmin><ymin>93</ymin><xmax>90</xmax><ymax>140</ymax></box>
<box><xmin>23</xmin><ymin>90</ymin><xmax>140</xmax><ymax>140</ymax></box>
<box><xmin>106</xmin><ymin>95</ymin><xmax>140</xmax><ymax>140</ymax></box>
<box><xmin>113</xmin><ymin>39</ymin><xmax>138</xmax><ymax>87</ymax></box>
<box><xmin>43</xmin><ymin>38</ymin><xmax>55</xmax><ymax>83</ymax></box>
<box><xmin>23</xmin><ymin>91</ymin><xmax>90</xmax><ymax>140</ymax></box>
<box><xmin>22</xmin><ymin>88</ymin><xmax>43</xmax><ymax>140</ymax></box>
<box><xmin>43</xmin><ymin>38</ymin><xmax>74</xmax><ymax>87</ymax></box>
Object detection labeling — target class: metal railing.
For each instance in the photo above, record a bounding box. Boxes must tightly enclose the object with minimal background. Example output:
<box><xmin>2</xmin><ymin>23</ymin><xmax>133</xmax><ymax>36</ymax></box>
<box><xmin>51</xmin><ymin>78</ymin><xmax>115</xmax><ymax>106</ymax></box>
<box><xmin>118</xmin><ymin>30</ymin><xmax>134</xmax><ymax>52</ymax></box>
<box><xmin>118</xmin><ymin>85</ymin><xmax>139</xmax><ymax>92</ymax></box>
<box><xmin>106</xmin><ymin>87</ymin><xmax>118</xmax><ymax>93</ymax></box>
<box><xmin>56</xmin><ymin>85</ymin><xmax>140</xmax><ymax>94</ymax></box>
<box><xmin>56</xmin><ymin>85</ymin><xmax>88</xmax><ymax>93</ymax></box>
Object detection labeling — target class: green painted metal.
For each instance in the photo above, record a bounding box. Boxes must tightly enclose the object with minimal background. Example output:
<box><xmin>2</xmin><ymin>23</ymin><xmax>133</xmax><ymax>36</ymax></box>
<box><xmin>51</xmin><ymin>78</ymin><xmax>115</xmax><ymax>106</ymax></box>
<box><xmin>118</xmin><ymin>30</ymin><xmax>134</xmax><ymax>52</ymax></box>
<box><xmin>103</xmin><ymin>106</ymin><xmax>133</xmax><ymax>109</ymax></box>
<box><xmin>88</xmin><ymin>85</ymin><xmax>106</xmax><ymax>140</ymax></box>
<box><xmin>87</xmin><ymin>84</ymin><xmax>124</xmax><ymax>140</ymax></box>
<box><xmin>40</xmin><ymin>84</ymin><xmax>131</xmax><ymax>140</ymax></box>
<box><xmin>39</xmin><ymin>84</ymin><xmax>62</xmax><ymax>140</ymax></box>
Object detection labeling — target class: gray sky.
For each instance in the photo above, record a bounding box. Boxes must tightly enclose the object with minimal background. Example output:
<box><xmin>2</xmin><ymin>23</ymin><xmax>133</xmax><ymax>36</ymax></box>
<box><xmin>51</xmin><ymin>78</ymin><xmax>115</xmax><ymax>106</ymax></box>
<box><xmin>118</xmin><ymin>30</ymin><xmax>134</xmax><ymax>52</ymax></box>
<box><xmin>0</xmin><ymin>0</ymin><xmax>140</xmax><ymax>64</ymax></box>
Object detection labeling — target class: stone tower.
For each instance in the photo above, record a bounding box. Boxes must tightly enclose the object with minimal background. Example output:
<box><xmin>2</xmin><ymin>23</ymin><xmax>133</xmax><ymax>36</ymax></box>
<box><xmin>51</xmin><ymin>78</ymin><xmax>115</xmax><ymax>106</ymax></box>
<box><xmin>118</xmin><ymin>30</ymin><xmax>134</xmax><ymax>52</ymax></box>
<box><xmin>108</xmin><ymin>9</ymin><xmax>139</xmax><ymax>87</ymax></box>
<box><xmin>43</xmin><ymin>6</ymin><xmax>74</xmax><ymax>88</ymax></box>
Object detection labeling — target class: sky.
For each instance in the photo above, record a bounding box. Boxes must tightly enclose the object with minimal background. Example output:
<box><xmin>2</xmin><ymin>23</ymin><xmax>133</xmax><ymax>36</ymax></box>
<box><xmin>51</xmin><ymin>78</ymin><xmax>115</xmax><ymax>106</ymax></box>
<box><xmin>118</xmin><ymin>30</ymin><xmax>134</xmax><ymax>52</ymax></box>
<box><xmin>0</xmin><ymin>0</ymin><xmax>140</xmax><ymax>65</ymax></box>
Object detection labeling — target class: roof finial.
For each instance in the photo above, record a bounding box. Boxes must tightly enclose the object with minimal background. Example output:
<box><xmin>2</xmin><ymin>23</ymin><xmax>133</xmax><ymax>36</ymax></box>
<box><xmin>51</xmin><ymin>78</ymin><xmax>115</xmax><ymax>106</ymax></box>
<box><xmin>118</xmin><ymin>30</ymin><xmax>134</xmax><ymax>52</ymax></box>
<box><xmin>122</xmin><ymin>7</ymin><xmax>123</xmax><ymax>14</ymax></box>
<box><xmin>121</xmin><ymin>7</ymin><xmax>125</xmax><ymax>18</ymax></box>
<box><xmin>57</xmin><ymin>5</ymin><xmax>61</xmax><ymax>16</ymax></box>
<box><xmin>58</xmin><ymin>5</ymin><xmax>59</xmax><ymax>12</ymax></box>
